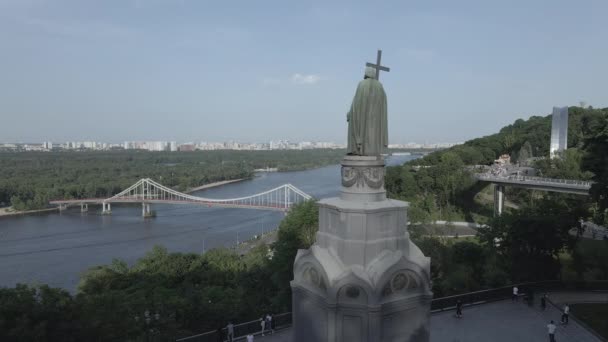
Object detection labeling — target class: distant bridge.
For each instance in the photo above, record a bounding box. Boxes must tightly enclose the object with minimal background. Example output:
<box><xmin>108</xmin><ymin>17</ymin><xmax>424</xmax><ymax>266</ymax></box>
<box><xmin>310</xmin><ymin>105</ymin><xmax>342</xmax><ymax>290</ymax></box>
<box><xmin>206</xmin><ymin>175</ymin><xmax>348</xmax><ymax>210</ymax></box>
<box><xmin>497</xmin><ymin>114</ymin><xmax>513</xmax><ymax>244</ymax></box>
<box><xmin>50</xmin><ymin>178</ymin><xmax>312</xmax><ymax>216</ymax></box>
<box><xmin>474</xmin><ymin>173</ymin><xmax>592</xmax><ymax>216</ymax></box>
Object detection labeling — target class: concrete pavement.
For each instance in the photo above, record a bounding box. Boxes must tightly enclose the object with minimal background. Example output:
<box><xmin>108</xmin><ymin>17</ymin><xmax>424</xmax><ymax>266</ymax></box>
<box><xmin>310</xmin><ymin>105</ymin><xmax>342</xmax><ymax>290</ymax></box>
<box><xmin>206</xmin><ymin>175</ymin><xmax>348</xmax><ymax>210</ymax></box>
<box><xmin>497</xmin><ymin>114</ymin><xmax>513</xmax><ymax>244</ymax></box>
<box><xmin>254</xmin><ymin>299</ymin><xmax>601</xmax><ymax>342</ymax></box>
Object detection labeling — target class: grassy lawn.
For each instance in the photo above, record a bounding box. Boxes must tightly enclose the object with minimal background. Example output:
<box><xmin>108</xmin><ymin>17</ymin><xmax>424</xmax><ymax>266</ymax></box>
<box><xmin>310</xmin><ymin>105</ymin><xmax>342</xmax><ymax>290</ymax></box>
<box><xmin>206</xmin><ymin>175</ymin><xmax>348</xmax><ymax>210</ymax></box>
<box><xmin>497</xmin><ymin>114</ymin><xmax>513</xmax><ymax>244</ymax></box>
<box><xmin>570</xmin><ymin>303</ymin><xmax>608</xmax><ymax>339</ymax></box>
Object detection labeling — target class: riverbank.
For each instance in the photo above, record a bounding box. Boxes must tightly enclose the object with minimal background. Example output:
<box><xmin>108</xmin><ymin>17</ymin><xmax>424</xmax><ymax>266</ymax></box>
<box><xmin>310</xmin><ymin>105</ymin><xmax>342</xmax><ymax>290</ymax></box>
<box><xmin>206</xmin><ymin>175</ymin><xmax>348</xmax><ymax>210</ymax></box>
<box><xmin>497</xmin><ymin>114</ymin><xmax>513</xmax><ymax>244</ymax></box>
<box><xmin>185</xmin><ymin>178</ymin><xmax>246</xmax><ymax>193</ymax></box>
<box><xmin>233</xmin><ymin>220</ymin><xmax>485</xmax><ymax>256</ymax></box>
<box><xmin>0</xmin><ymin>207</ymin><xmax>59</xmax><ymax>217</ymax></box>
<box><xmin>235</xmin><ymin>230</ymin><xmax>279</xmax><ymax>255</ymax></box>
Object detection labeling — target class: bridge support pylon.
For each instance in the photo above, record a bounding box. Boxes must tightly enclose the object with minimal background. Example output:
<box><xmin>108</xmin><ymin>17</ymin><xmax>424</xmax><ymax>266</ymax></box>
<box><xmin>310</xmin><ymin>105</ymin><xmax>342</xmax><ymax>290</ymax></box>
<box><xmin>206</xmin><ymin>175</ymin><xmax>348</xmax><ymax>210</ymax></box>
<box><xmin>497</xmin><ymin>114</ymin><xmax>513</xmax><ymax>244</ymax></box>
<box><xmin>494</xmin><ymin>184</ymin><xmax>505</xmax><ymax>217</ymax></box>
<box><xmin>142</xmin><ymin>202</ymin><xmax>152</xmax><ymax>217</ymax></box>
<box><xmin>102</xmin><ymin>202</ymin><xmax>112</xmax><ymax>215</ymax></box>
<box><xmin>80</xmin><ymin>203</ymin><xmax>88</xmax><ymax>213</ymax></box>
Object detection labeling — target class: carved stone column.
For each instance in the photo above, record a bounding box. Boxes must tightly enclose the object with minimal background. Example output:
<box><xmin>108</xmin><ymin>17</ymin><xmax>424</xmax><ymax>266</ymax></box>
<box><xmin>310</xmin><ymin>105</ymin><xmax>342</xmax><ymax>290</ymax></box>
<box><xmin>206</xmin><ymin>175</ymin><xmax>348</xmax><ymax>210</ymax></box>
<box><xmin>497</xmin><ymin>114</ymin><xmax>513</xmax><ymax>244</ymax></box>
<box><xmin>340</xmin><ymin>156</ymin><xmax>386</xmax><ymax>202</ymax></box>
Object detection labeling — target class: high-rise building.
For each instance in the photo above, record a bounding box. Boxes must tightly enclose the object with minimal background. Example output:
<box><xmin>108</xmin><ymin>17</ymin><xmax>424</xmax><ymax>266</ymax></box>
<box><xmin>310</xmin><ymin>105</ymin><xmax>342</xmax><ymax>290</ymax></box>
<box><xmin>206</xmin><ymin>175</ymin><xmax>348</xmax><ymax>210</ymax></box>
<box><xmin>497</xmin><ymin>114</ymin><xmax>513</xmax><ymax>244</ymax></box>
<box><xmin>550</xmin><ymin>106</ymin><xmax>568</xmax><ymax>158</ymax></box>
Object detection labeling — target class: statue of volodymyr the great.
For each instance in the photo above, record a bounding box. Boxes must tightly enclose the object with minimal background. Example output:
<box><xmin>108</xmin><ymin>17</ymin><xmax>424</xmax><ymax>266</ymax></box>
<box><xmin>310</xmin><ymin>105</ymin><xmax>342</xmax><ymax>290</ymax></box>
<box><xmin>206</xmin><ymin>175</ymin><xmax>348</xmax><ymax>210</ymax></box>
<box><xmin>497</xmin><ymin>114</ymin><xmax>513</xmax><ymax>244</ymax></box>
<box><xmin>346</xmin><ymin>66</ymin><xmax>388</xmax><ymax>156</ymax></box>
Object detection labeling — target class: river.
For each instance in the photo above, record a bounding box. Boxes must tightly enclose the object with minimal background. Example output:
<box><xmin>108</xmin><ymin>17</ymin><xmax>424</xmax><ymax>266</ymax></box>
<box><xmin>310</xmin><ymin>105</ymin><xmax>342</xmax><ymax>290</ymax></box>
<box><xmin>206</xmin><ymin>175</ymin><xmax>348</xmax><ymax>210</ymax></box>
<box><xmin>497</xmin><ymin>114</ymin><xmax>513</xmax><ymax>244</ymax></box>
<box><xmin>0</xmin><ymin>155</ymin><xmax>416</xmax><ymax>291</ymax></box>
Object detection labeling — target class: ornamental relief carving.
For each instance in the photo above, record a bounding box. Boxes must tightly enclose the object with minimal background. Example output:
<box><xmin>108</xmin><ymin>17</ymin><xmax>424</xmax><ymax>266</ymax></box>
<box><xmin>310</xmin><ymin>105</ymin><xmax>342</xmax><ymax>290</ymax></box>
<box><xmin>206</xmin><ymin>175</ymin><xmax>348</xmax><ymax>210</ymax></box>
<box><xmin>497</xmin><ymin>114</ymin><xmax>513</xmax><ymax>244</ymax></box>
<box><xmin>303</xmin><ymin>267</ymin><xmax>327</xmax><ymax>291</ymax></box>
<box><xmin>341</xmin><ymin>166</ymin><xmax>384</xmax><ymax>189</ymax></box>
<box><xmin>381</xmin><ymin>271</ymin><xmax>421</xmax><ymax>297</ymax></box>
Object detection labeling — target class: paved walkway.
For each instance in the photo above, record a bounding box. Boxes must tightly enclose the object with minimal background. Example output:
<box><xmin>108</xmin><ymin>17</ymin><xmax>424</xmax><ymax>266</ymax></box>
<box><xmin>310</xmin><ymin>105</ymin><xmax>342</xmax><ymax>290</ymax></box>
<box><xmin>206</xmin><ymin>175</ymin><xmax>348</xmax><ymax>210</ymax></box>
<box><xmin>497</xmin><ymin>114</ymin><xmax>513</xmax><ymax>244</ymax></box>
<box><xmin>569</xmin><ymin>221</ymin><xmax>608</xmax><ymax>240</ymax></box>
<box><xmin>253</xmin><ymin>300</ymin><xmax>601</xmax><ymax>342</ymax></box>
<box><xmin>430</xmin><ymin>299</ymin><xmax>600</xmax><ymax>342</ymax></box>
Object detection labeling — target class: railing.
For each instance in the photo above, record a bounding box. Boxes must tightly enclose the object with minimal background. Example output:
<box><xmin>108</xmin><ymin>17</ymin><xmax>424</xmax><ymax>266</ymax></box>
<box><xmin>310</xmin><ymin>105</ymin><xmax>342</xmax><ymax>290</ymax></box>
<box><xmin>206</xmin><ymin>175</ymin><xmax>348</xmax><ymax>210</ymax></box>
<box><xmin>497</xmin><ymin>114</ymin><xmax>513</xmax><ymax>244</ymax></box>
<box><xmin>176</xmin><ymin>313</ymin><xmax>292</xmax><ymax>342</ymax></box>
<box><xmin>176</xmin><ymin>281</ymin><xmax>608</xmax><ymax>341</ymax></box>
<box><xmin>475</xmin><ymin>173</ymin><xmax>592</xmax><ymax>188</ymax></box>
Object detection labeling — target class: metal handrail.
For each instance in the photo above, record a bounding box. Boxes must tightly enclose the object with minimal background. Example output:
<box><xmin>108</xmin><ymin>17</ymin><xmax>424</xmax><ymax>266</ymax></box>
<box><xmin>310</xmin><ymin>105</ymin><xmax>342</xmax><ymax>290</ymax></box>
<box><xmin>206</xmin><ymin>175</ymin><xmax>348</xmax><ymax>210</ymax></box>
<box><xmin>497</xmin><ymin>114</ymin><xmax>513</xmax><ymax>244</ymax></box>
<box><xmin>176</xmin><ymin>313</ymin><xmax>292</xmax><ymax>342</ymax></box>
<box><xmin>475</xmin><ymin>173</ymin><xmax>592</xmax><ymax>187</ymax></box>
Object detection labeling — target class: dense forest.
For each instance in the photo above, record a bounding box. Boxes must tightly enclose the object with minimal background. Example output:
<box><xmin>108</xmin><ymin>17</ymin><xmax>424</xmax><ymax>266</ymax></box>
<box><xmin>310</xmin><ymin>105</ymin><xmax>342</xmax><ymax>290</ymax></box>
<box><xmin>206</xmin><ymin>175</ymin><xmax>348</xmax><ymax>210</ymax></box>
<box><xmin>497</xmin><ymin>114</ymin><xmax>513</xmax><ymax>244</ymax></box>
<box><xmin>0</xmin><ymin>149</ymin><xmax>345</xmax><ymax>210</ymax></box>
<box><xmin>385</xmin><ymin>106</ymin><xmax>608</xmax><ymax>224</ymax></box>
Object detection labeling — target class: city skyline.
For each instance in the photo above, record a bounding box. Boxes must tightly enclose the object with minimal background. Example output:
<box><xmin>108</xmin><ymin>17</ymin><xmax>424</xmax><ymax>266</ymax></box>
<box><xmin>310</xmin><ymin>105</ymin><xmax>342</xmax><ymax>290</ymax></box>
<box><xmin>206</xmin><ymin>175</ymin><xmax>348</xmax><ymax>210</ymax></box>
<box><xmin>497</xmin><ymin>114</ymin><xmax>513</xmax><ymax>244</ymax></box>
<box><xmin>1</xmin><ymin>138</ymin><xmax>461</xmax><ymax>152</ymax></box>
<box><xmin>1</xmin><ymin>1</ymin><xmax>607</xmax><ymax>143</ymax></box>
<box><xmin>0</xmin><ymin>137</ymin><xmax>461</xmax><ymax>145</ymax></box>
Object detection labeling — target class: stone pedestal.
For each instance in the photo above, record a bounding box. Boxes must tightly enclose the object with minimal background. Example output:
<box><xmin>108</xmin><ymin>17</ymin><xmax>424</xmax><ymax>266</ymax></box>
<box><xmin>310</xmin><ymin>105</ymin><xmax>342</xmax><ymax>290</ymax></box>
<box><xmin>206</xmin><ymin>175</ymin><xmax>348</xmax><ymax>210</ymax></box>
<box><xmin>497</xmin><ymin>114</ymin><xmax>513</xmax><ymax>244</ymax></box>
<box><xmin>291</xmin><ymin>156</ymin><xmax>432</xmax><ymax>342</ymax></box>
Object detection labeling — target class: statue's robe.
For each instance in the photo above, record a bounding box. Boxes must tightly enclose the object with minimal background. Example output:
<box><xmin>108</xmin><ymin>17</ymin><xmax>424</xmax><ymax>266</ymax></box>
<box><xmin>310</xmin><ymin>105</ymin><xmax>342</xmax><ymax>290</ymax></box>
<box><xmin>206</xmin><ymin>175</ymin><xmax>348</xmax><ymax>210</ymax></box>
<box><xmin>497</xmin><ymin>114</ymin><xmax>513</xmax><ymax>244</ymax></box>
<box><xmin>346</xmin><ymin>78</ymin><xmax>388</xmax><ymax>156</ymax></box>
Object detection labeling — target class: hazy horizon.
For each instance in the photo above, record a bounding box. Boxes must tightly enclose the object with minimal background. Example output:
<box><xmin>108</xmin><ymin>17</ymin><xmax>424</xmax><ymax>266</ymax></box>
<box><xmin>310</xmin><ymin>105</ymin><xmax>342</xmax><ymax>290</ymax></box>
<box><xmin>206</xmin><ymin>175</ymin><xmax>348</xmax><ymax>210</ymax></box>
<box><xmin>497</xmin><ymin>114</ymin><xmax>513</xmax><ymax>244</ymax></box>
<box><xmin>1</xmin><ymin>0</ymin><xmax>607</xmax><ymax>143</ymax></box>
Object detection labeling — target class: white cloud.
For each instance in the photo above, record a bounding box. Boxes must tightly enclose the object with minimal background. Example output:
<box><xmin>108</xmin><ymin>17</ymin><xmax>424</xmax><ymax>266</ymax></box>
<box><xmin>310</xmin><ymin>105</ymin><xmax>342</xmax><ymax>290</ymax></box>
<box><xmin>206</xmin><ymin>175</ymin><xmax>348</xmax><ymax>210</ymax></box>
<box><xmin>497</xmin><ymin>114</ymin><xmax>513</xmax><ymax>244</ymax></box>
<box><xmin>260</xmin><ymin>73</ymin><xmax>323</xmax><ymax>87</ymax></box>
<box><xmin>291</xmin><ymin>73</ymin><xmax>321</xmax><ymax>85</ymax></box>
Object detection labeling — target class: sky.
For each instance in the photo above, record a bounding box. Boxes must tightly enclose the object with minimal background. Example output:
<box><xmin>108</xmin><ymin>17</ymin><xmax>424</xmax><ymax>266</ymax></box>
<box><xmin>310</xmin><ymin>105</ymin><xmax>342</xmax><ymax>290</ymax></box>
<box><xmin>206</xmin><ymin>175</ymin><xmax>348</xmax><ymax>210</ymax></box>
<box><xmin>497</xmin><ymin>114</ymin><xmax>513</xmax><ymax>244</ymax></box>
<box><xmin>0</xmin><ymin>0</ymin><xmax>607</xmax><ymax>144</ymax></box>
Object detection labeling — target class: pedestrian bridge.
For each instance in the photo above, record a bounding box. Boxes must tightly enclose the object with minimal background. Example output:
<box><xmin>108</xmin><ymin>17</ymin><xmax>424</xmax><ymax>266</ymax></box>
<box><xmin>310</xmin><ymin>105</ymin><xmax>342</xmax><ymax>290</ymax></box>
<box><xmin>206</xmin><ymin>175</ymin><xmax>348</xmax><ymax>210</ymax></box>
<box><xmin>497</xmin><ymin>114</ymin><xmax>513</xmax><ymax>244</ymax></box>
<box><xmin>475</xmin><ymin>174</ymin><xmax>592</xmax><ymax>195</ymax></box>
<box><xmin>49</xmin><ymin>178</ymin><xmax>312</xmax><ymax>216</ymax></box>
<box><xmin>474</xmin><ymin>173</ymin><xmax>592</xmax><ymax>216</ymax></box>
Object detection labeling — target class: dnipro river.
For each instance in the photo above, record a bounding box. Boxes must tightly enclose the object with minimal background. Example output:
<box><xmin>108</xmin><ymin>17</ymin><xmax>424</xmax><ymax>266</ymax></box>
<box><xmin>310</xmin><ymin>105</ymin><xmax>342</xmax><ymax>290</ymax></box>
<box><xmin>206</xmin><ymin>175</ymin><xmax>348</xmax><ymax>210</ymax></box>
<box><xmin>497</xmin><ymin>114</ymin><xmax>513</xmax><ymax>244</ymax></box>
<box><xmin>0</xmin><ymin>155</ymin><xmax>416</xmax><ymax>291</ymax></box>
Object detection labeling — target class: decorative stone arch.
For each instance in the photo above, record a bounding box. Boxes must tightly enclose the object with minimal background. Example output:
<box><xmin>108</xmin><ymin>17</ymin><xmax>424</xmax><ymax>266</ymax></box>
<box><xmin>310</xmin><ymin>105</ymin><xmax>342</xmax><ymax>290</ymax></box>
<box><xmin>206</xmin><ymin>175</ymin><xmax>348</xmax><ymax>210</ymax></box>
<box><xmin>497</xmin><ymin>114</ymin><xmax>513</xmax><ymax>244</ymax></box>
<box><xmin>293</xmin><ymin>260</ymin><xmax>329</xmax><ymax>295</ymax></box>
<box><xmin>380</xmin><ymin>269</ymin><xmax>424</xmax><ymax>298</ymax></box>
<box><xmin>337</xmin><ymin>284</ymin><xmax>369</xmax><ymax>305</ymax></box>
<box><xmin>376</xmin><ymin>261</ymin><xmax>431</xmax><ymax>301</ymax></box>
<box><xmin>329</xmin><ymin>271</ymin><xmax>375</xmax><ymax>305</ymax></box>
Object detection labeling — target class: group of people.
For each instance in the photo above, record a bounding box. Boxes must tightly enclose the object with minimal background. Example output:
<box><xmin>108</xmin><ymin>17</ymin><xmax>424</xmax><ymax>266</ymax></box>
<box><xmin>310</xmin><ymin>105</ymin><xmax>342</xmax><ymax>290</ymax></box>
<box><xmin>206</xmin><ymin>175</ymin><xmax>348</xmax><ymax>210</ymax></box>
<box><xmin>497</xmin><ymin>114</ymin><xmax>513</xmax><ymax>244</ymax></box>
<box><xmin>577</xmin><ymin>219</ymin><xmax>608</xmax><ymax>240</ymax></box>
<box><xmin>547</xmin><ymin>302</ymin><xmax>570</xmax><ymax>341</ymax></box>
<box><xmin>259</xmin><ymin>313</ymin><xmax>275</xmax><ymax>336</ymax></box>
<box><xmin>453</xmin><ymin>286</ymin><xmax>571</xmax><ymax>342</ymax></box>
<box><xmin>224</xmin><ymin>313</ymin><xmax>275</xmax><ymax>342</ymax></box>
<box><xmin>515</xmin><ymin>288</ymin><xmax>571</xmax><ymax>342</ymax></box>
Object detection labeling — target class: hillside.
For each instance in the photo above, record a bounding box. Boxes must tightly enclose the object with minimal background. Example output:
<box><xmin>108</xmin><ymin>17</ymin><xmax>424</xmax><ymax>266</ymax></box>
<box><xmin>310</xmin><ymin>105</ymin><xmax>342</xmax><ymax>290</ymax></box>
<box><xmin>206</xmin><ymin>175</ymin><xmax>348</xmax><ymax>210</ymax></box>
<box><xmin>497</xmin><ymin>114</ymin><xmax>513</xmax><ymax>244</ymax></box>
<box><xmin>386</xmin><ymin>106</ymin><xmax>608</xmax><ymax>223</ymax></box>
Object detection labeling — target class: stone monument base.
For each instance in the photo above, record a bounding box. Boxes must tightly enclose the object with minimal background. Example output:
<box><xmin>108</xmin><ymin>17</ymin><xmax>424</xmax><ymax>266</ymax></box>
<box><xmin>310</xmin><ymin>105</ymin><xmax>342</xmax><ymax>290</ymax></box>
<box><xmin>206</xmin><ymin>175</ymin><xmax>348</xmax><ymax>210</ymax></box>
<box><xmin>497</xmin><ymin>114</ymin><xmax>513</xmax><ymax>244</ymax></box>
<box><xmin>291</xmin><ymin>156</ymin><xmax>432</xmax><ymax>342</ymax></box>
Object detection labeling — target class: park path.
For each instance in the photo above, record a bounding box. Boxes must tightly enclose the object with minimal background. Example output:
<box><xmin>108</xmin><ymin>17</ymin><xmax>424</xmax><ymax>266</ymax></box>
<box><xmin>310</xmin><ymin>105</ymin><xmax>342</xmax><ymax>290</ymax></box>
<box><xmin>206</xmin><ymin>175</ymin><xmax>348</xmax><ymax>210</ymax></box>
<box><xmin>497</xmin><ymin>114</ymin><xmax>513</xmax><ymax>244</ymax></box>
<box><xmin>254</xmin><ymin>299</ymin><xmax>601</xmax><ymax>342</ymax></box>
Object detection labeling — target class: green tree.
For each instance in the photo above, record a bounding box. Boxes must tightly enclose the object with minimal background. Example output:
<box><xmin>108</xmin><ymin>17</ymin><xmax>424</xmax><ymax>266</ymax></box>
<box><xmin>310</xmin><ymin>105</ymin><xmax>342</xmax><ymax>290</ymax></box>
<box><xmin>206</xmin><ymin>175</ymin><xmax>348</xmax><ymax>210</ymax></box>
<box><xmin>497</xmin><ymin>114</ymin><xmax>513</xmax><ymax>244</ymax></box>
<box><xmin>478</xmin><ymin>199</ymin><xmax>577</xmax><ymax>281</ymax></box>
<box><xmin>583</xmin><ymin>115</ymin><xmax>608</xmax><ymax>224</ymax></box>
<box><xmin>0</xmin><ymin>285</ymin><xmax>80</xmax><ymax>341</ymax></box>
<box><xmin>517</xmin><ymin>141</ymin><xmax>533</xmax><ymax>163</ymax></box>
<box><xmin>268</xmin><ymin>200</ymin><xmax>318</xmax><ymax>312</ymax></box>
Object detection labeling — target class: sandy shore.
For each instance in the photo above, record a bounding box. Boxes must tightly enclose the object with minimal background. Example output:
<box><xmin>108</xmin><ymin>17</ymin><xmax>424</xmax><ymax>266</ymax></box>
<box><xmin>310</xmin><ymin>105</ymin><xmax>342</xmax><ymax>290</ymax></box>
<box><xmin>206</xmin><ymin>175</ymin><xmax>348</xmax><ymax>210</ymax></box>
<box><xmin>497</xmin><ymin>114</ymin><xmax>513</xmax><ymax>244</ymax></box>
<box><xmin>0</xmin><ymin>207</ymin><xmax>59</xmax><ymax>217</ymax></box>
<box><xmin>185</xmin><ymin>178</ymin><xmax>245</xmax><ymax>193</ymax></box>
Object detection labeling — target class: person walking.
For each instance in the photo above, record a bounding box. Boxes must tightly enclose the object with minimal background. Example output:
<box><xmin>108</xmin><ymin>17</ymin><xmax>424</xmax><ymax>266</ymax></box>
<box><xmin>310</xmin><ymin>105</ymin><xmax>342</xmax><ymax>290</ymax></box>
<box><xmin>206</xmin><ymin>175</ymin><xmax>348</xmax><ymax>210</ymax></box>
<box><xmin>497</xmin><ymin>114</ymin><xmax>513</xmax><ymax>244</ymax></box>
<box><xmin>216</xmin><ymin>326</ymin><xmax>224</xmax><ymax>342</ymax></box>
<box><xmin>512</xmin><ymin>286</ymin><xmax>519</xmax><ymax>301</ymax></box>
<box><xmin>266</xmin><ymin>313</ymin><xmax>274</xmax><ymax>334</ymax></box>
<box><xmin>455</xmin><ymin>300</ymin><xmax>463</xmax><ymax>318</ymax></box>
<box><xmin>547</xmin><ymin>320</ymin><xmax>557</xmax><ymax>342</ymax></box>
<box><xmin>260</xmin><ymin>317</ymin><xmax>266</xmax><ymax>336</ymax></box>
<box><xmin>540</xmin><ymin>293</ymin><xmax>547</xmax><ymax>311</ymax></box>
<box><xmin>227</xmin><ymin>322</ymin><xmax>234</xmax><ymax>342</ymax></box>
<box><xmin>561</xmin><ymin>304</ymin><xmax>570</xmax><ymax>325</ymax></box>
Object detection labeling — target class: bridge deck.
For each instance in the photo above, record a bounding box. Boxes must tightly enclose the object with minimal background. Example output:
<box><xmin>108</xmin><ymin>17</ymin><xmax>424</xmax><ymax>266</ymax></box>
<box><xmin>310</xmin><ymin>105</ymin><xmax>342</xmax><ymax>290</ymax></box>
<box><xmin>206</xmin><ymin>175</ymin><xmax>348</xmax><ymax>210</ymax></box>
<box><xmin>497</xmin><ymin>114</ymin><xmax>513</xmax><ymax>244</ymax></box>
<box><xmin>475</xmin><ymin>174</ymin><xmax>591</xmax><ymax>195</ymax></box>
<box><xmin>49</xmin><ymin>199</ymin><xmax>289</xmax><ymax>211</ymax></box>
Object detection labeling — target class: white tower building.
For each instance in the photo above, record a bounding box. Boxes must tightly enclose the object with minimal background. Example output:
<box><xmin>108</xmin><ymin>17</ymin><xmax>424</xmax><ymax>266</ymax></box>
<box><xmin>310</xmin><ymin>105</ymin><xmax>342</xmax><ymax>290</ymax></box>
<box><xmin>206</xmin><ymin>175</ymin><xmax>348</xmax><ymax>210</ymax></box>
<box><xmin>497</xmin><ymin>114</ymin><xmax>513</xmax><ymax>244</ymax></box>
<box><xmin>550</xmin><ymin>107</ymin><xmax>569</xmax><ymax>158</ymax></box>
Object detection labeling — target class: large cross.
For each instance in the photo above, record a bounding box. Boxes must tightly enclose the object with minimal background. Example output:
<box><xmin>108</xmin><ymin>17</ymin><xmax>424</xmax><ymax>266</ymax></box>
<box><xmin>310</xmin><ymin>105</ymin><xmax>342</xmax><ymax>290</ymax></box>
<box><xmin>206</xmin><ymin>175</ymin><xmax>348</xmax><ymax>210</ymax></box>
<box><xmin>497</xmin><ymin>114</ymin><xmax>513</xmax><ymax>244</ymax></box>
<box><xmin>366</xmin><ymin>49</ymin><xmax>390</xmax><ymax>80</ymax></box>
